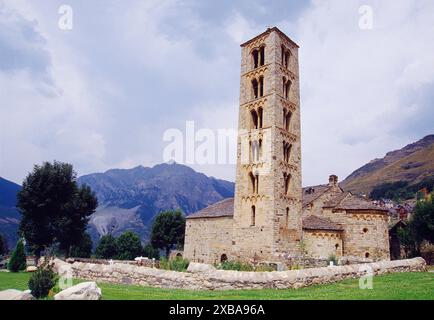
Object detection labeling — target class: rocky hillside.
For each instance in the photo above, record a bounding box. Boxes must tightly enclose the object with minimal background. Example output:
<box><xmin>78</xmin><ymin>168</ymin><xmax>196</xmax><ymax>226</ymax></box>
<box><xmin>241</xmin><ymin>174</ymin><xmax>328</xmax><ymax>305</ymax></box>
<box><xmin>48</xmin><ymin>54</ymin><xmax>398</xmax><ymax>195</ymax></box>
<box><xmin>0</xmin><ymin>177</ymin><xmax>21</xmax><ymax>249</ymax></box>
<box><xmin>341</xmin><ymin>135</ymin><xmax>434</xmax><ymax>196</ymax></box>
<box><xmin>78</xmin><ymin>163</ymin><xmax>234</xmax><ymax>244</ymax></box>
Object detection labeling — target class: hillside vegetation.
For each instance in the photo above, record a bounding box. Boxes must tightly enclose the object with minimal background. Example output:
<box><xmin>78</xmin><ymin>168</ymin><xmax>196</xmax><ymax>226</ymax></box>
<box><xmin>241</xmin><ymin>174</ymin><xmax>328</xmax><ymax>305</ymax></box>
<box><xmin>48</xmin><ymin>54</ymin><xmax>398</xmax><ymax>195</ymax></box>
<box><xmin>342</xmin><ymin>135</ymin><xmax>434</xmax><ymax>196</ymax></box>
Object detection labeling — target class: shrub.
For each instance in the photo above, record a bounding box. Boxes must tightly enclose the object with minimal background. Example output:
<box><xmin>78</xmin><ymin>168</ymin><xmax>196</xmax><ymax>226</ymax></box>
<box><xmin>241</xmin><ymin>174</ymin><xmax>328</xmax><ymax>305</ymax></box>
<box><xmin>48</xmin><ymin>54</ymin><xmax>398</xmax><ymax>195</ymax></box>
<box><xmin>159</xmin><ymin>257</ymin><xmax>189</xmax><ymax>272</ymax></box>
<box><xmin>28</xmin><ymin>264</ymin><xmax>56</xmax><ymax>299</ymax></box>
<box><xmin>327</xmin><ymin>255</ymin><xmax>338</xmax><ymax>266</ymax></box>
<box><xmin>255</xmin><ymin>264</ymin><xmax>276</xmax><ymax>272</ymax></box>
<box><xmin>142</xmin><ymin>243</ymin><xmax>160</xmax><ymax>260</ymax></box>
<box><xmin>8</xmin><ymin>239</ymin><xmax>26</xmax><ymax>272</ymax></box>
<box><xmin>70</xmin><ymin>233</ymin><xmax>93</xmax><ymax>258</ymax></box>
<box><xmin>95</xmin><ymin>234</ymin><xmax>117</xmax><ymax>259</ymax></box>
<box><xmin>115</xmin><ymin>231</ymin><xmax>143</xmax><ymax>260</ymax></box>
<box><xmin>0</xmin><ymin>234</ymin><xmax>8</xmax><ymax>256</ymax></box>
<box><xmin>217</xmin><ymin>261</ymin><xmax>254</xmax><ymax>271</ymax></box>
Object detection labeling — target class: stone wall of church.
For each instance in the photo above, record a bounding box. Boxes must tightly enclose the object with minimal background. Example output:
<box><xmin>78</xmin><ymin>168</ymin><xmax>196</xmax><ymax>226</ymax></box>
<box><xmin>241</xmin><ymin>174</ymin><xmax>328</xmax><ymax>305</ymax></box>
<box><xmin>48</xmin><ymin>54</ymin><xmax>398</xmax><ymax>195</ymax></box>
<box><xmin>303</xmin><ymin>231</ymin><xmax>343</xmax><ymax>259</ymax></box>
<box><xmin>322</xmin><ymin>209</ymin><xmax>390</xmax><ymax>261</ymax></box>
<box><xmin>183</xmin><ymin>217</ymin><xmax>233</xmax><ymax>265</ymax></box>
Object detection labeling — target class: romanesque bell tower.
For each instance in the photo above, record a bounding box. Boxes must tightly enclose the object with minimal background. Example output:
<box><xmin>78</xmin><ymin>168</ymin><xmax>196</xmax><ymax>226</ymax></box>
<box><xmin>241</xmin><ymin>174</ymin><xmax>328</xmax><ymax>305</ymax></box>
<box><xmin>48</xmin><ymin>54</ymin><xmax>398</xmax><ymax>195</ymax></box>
<box><xmin>232</xmin><ymin>27</ymin><xmax>302</xmax><ymax>262</ymax></box>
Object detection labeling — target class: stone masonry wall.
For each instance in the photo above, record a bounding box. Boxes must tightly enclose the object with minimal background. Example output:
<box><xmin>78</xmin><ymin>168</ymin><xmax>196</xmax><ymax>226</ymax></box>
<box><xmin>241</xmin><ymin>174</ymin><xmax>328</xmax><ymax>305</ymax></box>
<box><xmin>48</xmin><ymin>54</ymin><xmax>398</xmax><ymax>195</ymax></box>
<box><xmin>303</xmin><ymin>231</ymin><xmax>343</xmax><ymax>259</ymax></box>
<box><xmin>184</xmin><ymin>217</ymin><xmax>233</xmax><ymax>265</ymax></box>
<box><xmin>53</xmin><ymin>257</ymin><xmax>426</xmax><ymax>291</ymax></box>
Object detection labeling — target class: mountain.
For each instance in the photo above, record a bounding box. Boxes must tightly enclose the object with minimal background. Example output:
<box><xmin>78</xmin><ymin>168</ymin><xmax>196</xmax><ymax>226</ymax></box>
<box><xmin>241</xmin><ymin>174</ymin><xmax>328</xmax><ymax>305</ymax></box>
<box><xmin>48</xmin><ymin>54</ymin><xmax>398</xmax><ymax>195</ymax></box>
<box><xmin>341</xmin><ymin>135</ymin><xmax>434</xmax><ymax>196</ymax></box>
<box><xmin>77</xmin><ymin>163</ymin><xmax>235</xmax><ymax>244</ymax></box>
<box><xmin>0</xmin><ymin>177</ymin><xmax>21</xmax><ymax>249</ymax></box>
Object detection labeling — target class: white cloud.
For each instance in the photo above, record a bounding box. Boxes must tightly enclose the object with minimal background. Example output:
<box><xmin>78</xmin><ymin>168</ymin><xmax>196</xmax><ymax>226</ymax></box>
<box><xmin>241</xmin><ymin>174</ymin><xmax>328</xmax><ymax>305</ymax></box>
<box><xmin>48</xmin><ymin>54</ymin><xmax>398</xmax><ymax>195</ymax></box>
<box><xmin>278</xmin><ymin>0</ymin><xmax>434</xmax><ymax>185</ymax></box>
<box><xmin>0</xmin><ymin>1</ymin><xmax>109</xmax><ymax>183</ymax></box>
<box><xmin>1</xmin><ymin>0</ymin><xmax>433</xmax><ymax>188</ymax></box>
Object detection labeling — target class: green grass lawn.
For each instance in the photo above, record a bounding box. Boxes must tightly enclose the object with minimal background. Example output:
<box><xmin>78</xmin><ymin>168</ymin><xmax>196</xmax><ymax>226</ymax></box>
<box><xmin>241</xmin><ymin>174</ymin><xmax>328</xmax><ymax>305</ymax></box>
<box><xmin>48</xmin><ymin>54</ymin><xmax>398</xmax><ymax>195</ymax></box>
<box><xmin>0</xmin><ymin>271</ymin><xmax>432</xmax><ymax>300</ymax></box>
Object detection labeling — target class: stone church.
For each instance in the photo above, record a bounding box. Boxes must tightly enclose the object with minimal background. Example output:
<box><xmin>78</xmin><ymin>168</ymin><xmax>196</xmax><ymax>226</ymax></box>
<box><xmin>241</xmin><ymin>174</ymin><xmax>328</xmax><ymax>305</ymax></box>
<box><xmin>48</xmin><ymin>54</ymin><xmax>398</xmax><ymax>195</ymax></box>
<box><xmin>183</xmin><ymin>27</ymin><xmax>390</xmax><ymax>267</ymax></box>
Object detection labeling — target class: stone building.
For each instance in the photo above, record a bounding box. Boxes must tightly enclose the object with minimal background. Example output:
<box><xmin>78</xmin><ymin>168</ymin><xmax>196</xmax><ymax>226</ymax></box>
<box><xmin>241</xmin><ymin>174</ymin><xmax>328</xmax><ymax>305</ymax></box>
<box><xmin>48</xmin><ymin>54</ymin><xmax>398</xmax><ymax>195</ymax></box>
<box><xmin>183</xmin><ymin>27</ymin><xmax>390</xmax><ymax>266</ymax></box>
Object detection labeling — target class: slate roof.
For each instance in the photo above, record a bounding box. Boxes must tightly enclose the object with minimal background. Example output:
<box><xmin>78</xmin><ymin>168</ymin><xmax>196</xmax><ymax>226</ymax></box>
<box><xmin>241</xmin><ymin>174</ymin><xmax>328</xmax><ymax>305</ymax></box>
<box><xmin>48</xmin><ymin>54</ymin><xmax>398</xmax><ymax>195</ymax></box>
<box><xmin>186</xmin><ymin>198</ymin><xmax>234</xmax><ymax>219</ymax></box>
<box><xmin>302</xmin><ymin>184</ymin><xmax>331</xmax><ymax>208</ymax></box>
<box><xmin>302</xmin><ymin>215</ymin><xmax>343</xmax><ymax>231</ymax></box>
<box><xmin>324</xmin><ymin>192</ymin><xmax>388</xmax><ymax>212</ymax></box>
<box><xmin>240</xmin><ymin>27</ymin><xmax>300</xmax><ymax>48</ymax></box>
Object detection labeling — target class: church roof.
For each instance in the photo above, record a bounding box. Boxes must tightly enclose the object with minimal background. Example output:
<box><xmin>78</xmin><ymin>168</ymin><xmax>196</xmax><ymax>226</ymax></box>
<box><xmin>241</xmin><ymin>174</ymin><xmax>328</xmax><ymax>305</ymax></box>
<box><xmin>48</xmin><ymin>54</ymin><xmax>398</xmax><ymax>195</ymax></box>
<box><xmin>324</xmin><ymin>192</ymin><xmax>388</xmax><ymax>212</ymax></box>
<box><xmin>240</xmin><ymin>27</ymin><xmax>300</xmax><ymax>48</ymax></box>
<box><xmin>302</xmin><ymin>215</ymin><xmax>343</xmax><ymax>231</ymax></box>
<box><xmin>302</xmin><ymin>184</ymin><xmax>331</xmax><ymax>208</ymax></box>
<box><xmin>186</xmin><ymin>198</ymin><xmax>234</xmax><ymax>219</ymax></box>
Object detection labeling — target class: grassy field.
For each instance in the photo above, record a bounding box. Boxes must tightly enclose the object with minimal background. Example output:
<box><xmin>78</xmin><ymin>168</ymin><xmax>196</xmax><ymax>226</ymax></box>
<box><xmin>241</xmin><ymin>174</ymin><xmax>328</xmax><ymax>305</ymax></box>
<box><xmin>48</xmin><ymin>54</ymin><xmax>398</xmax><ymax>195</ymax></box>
<box><xmin>0</xmin><ymin>271</ymin><xmax>432</xmax><ymax>300</ymax></box>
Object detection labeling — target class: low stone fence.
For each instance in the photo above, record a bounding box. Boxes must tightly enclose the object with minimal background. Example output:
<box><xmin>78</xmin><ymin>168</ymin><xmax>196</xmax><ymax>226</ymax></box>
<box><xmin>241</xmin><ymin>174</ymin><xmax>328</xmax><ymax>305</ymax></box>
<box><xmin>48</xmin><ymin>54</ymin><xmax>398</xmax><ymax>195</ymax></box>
<box><xmin>52</xmin><ymin>257</ymin><xmax>426</xmax><ymax>291</ymax></box>
<box><xmin>64</xmin><ymin>257</ymin><xmax>158</xmax><ymax>268</ymax></box>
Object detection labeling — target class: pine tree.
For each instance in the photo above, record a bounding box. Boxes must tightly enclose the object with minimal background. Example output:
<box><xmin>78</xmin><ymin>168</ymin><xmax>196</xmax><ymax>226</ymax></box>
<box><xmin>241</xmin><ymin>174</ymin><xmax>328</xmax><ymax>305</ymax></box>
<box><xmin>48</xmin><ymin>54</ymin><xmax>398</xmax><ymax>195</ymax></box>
<box><xmin>8</xmin><ymin>239</ymin><xmax>27</xmax><ymax>272</ymax></box>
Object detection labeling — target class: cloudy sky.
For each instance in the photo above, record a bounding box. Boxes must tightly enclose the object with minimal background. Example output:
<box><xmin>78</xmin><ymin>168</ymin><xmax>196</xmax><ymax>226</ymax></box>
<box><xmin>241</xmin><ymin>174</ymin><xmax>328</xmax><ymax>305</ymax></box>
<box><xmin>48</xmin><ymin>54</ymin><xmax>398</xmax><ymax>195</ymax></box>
<box><xmin>0</xmin><ymin>0</ymin><xmax>433</xmax><ymax>186</ymax></box>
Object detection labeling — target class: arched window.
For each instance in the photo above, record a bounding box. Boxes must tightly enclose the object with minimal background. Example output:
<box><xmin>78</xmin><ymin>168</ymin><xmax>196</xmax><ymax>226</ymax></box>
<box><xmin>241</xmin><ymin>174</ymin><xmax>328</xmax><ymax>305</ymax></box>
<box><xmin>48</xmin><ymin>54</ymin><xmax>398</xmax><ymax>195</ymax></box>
<box><xmin>285</xmin><ymin>207</ymin><xmax>289</xmax><ymax>227</ymax></box>
<box><xmin>258</xmin><ymin>107</ymin><xmax>263</xmax><ymax>128</ymax></box>
<box><xmin>283</xmin><ymin>143</ymin><xmax>292</xmax><ymax>163</ymax></box>
<box><xmin>251</xmin><ymin>140</ymin><xmax>259</xmax><ymax>162</ymax></box>
<box><xmin>281</xmin><ymin>46</ymin><xmax>285</xmax><ymax>65</ymax></box>
<box><xmin>251</xmin><ymin>205</ymin><xmax>256</xmax><ymax>226</ymax></box>
<box><xmin>285</xmin><ymin>51</ymin><xmax>290</xmax><ymax>69</ymax></box>
<box><xmin>282</xmin><ymin>77</ymin><xmax>287</xmax><ymax>96</ymax></box>
<box><xmin>249</xmin><ymin>172</ymin><xmax>256</xmax><ymax>194</ymax></box>
<box><xmin>363</xmin><ymin>228</ymin><xmax>368</xmax><ymax>233</ymax></box>
<box><xmin>221</xmin><ymin>254</ymin><xmax>228</xmax><ymax>262</ymax></box>
<box><xmin>251</xmin><ymin>110</ymin><xmax>258</xmax><ymax>129</ymax></box>
<box><xmin>259</xmin><ymin>77</ymin><xmax>264</xmax><ymax>97</ymax></box>
<box><xmin>252</xmin><ymin>79</ymin><xmax>259</xmax><ymax>99</ymax></box>
<box><xmin>284</xmin><ymin>173</ymin><xmax>291</xmax><ymax>195</ymax></box>
<box><xmin>258</xmin><ymin>139</ymin><xmax>263</xmax><ymax>161</ymax></box>
<box><xmin>287</xmin><ymin>144</ymin><xmax>292</xmax><ymax>162</ymax></box>
<box><xmin>365</xmin><ymin>252</ymin><xmax>370</xmax><ymax>259</ymax></box>
<box><xmin>256</xmin><ymin>173</ymin><xmax>259</xmax><ymax>194</ymax></box>
<box><xmin>252</xmin><ymin>49</ymin><xmax>259</xmax><ymax>69</ymax></box>
<box><xmin>259</xmin><ymin>46</ymin><xmax>265</xmax><ymax>66</ymax></box>
<box><xmin>284</xmin><ymin>110</ymin><xmax>292</xmax><ymax>131</ymax></box>
<box><xmin>335</xmin><ymin>244</ymin><xmax>339</xmax><ymax>250</ymax></box>
<box><xmin>285</xmin><ymin>80</ymin><xmax>291</xmax><ymax>99</ymax></box>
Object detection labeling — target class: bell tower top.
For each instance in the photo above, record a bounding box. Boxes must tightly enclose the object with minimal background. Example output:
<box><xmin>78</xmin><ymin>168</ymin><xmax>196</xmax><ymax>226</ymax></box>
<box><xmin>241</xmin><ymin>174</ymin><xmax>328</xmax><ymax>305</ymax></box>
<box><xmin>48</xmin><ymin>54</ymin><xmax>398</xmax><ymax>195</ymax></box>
<box><xmin>240</xmin><ymin>27</ymin><xmax>299</xmax><ymax>48</ymax></box>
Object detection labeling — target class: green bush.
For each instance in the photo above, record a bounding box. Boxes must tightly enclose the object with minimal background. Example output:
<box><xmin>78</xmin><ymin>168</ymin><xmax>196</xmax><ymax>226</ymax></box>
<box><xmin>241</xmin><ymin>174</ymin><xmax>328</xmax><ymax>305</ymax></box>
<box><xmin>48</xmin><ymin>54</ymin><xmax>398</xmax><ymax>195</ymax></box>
<box><xmin>217</xmin><ymin>261</ymin><xmax>254</xmax><ymax>271</ymax></box>
<box><xmin>115</xmin><ymin>231</ymin><xmax>143</xmax><ymax>260</ymax></box>
<box><xmin>255</xmin><ymin>264</ymin><xmax>276</xmax><ymax>272</ymax></box>
<box><xmin>8</xmin><ymin>239</ymin><xmax>26</xmax><ymax>272</ymax></box>
<box><xmin>216</xmin><ymin>261</ymin><xmax>279</xmax><ymax>272</ymax></box>
<box><xmin>70</xmin><ymin>233</ymin><xmax>93</xmax><ymax>258</ymax></box>
<box><xmin>327</xmin><ymin>255</ymin><xmax>338</xmax><ymax>266</ymax></box>
<box><xmin>142</xmin><ymin>243</ymin><xmax>160</xmax><ymax>260</ymax></box>
<box><xmin>95</xmin><ymin>234</ymin><xmax>117</xmax><ymax>259</ymax></box>
<box><xmin>159</xmin><ymin>257</ymin><xmax>189</xmax><ymax>272</ymax></box>
<box><xmin>28</xmin><ymin>265</ymin><xmax>56</xmax><ymax>299</ymax></box>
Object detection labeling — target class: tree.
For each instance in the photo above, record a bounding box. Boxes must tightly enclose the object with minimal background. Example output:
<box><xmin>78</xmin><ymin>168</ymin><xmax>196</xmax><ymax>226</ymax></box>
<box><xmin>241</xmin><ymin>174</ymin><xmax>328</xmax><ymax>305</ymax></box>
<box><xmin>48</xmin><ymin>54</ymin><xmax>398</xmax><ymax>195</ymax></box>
<box><xmin>143</xmin><ymin>243</ymin><xmax>160</xmax><ymax>260</ymax></box>
<box><xmin>8</xmin><ymin>239</ymin><xmax>26</xmax><ymax>272</ymax></box>
<box><xmin>95</xmin><ymin>234</ymin><xmax>117</xmax><ymax>259</ymax></box>
<box><xmin>115</xmin><ymin>231</ymin><xmax>142</xmax><ymax>260</ymax></box>
<box><xmin>410</xmin><ymin>193</ymin><xmax>434</xmax><ymax>246</ymax></box>
<box><xmin>70</xmin><ymin>233</ymin><xmax>93</xmax><ymax>258</ymax></box>
<box><xmin>151</xmin><ymin>210</ymin><xmax>185</xmax><ymax>257</ymax></box>
<box><xmin>398</xmin><ymin>193</ymin><xmax>434</xmax><ymax>256</ymax></box>
<box><xmin>0</xmin><ymin>234</ymin><xmax>8</xmax><ymax>256</ymax></box>
<box><xmin>17</xmin><ymin>161</ymin><xmax>98</xmax><ymax>257</ymax></box>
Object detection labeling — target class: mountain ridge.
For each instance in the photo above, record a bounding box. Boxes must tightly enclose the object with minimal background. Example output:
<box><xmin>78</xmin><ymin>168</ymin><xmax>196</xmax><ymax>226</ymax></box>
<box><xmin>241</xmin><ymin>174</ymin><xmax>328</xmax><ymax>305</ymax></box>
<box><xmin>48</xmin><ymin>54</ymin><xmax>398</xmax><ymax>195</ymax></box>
<box><xmin>77</xmin><ymin>162</ymin><xmax>235</xmax><ymax>244</ymax></box>
<box><xmin>341</xmin><ymin>134</ymin><xmax>434</xmax><ymax>195</ymax></box>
